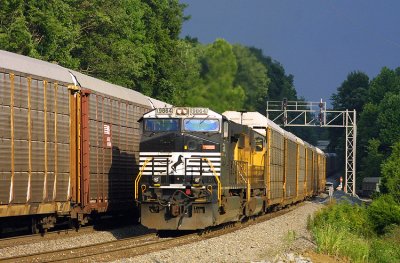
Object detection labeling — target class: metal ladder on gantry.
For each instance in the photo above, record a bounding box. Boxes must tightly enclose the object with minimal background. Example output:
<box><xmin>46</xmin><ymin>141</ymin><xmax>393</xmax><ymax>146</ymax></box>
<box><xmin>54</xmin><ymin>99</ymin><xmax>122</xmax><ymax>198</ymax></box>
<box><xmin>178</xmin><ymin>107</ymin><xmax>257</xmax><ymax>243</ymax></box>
<box><xmin>266</xmin><ymin>100</ymin><xmax>357</xmax><ymax>196</ymax></box>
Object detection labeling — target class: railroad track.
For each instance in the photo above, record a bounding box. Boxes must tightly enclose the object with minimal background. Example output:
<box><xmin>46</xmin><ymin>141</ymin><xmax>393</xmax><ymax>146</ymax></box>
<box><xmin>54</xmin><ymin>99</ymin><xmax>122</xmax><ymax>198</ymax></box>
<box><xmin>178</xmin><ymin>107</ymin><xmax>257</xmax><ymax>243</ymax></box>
<box><xmin>0</xmin><ymin>225</ymin><xmax>96</xmax><ymax>249</ymax></box>
<box><xmin>0</xmin><ymin>202</ymin><xmax>305</xmax><ymax>262</ymax></box>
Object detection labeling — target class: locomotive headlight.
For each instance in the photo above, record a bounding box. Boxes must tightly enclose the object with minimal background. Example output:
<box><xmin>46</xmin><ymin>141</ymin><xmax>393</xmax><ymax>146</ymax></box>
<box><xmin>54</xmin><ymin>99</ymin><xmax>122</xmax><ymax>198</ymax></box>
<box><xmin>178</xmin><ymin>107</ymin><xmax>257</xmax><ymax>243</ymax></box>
<box><xmin>176</xmin><ymin>108</ymin><xmax>182</xmax><ymax>115</ymax></box>
<box><xmin>152</xmin><ymin>176</ymin><xmax>160</xmax><ymax>183</ymax></box>
<box><xmin>182</xmin><ymin>108</ymin><xmax>188</xmax><ymax>115</ymax></box>
<box><xmin>194</xmin><ymin>177</ymin><xmax>201</xmax><ymax>184</ymax></box>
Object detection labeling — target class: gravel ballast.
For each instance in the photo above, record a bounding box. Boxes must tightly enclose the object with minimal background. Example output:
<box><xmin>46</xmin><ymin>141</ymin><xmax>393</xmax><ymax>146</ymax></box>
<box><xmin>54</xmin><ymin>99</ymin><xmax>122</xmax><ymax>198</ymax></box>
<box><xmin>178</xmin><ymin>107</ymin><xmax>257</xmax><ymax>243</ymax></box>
<box><xmin>0</xmin><ymin>201</ymin><xmax>323</xmax><ymax>262</ymax></box>
<box><xmin>116</xmin><ymin>201</ymin><xmax>323</xmax><ymax>263</ymax></box>
<box><xmin>0</xmin><ymin>225</ymin><xmax>151</xmax><ymax>259</ymax></box>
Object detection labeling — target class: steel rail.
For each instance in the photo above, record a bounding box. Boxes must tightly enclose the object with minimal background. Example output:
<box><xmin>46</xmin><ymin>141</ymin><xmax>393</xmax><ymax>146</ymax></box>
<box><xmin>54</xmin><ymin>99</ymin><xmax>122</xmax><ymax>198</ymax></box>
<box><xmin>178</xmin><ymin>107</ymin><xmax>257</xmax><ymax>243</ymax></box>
<box><xmin>0</xmin><ymin>225</ymin><xmax>96</xmax><ymax>249</ymax></box>
<box><xmin>1</xmin><ymin>202</ymin><xmax>306</xmax><ymax>262</ymax></box>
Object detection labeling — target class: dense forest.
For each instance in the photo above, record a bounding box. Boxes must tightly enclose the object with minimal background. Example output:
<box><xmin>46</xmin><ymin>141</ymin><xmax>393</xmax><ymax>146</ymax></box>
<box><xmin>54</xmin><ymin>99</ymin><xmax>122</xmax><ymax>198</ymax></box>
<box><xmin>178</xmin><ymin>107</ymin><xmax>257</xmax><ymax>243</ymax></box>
<box><xmin>0</xmin><ymin>0</ymin><xmax>297</xmax><ymax>111</ymax></box>
<box><xmin>330</xmin><ymin>69</ymin><xmax>400</xmax><ymax>196</ymax></box>
<box><xmin>1</xmin><ymin>0</ymin><xmax>399</xmax><ymax>260</ymax></box>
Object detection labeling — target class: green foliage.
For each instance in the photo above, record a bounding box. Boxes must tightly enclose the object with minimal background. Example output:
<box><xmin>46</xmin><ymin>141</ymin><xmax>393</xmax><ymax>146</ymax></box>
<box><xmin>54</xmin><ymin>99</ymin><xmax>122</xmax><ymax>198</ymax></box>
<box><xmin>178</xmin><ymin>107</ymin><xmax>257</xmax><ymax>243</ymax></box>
<box><xmin>232</xmin><ymin>44</ymin><xmax>270</xmax><ymax>112</ymax></box>
<box><xmin>358</xmin><ymin>103</ymin><xmax>380</xmax><ymax>148</ymax></box>
<box><xmin>328</xmin><ymin>66</ymin><xmax>400</xmax><ymax>190</ymax></box>
<box><xmin>136</xmin><ymin>0</ymin><xmax>188</xmax><ymax>103</ymax></box>
<box><xmin>72</xmin><ymin>0</ymin><xmax>150</xmax><ymax>88</ymax></box>
<box><xmin>368</xmin><ymin>67</ymin><xmax>400</xmax><ymax>105</ymax></box>
<box><xmin>310</xmin><ymin>203</ymin><xmax>371</xmax><ymax>262</ymax></box>
<box><xmin>248</xmin><ymin>47</ymin><xmax>297</xmax><ymax>101</ymax></box>
<box><xmin>0</xmin><ymin>0</ymin><xmax>188</xmax><ymax>104</ymax></box>
<box><xmin>0</xmin><ymin>0</ymin><xmax>80</xmax><ymax>67</ymax></box>
<box><xmin>370</xmin><ymin>237</ymin><xmax>400</xmax><ymax>263</ymax></box>
<box><xmin>380</xmin><ymin>142</ymin><xmax>400</xmax><ymax>201</ymax></box>
<box><xmin>367</xmin><ymin>195</ymin><xmax>400</xmax><ymax>234</ymax></box>
<box><xmin>0</xmin><ymin>0</ymin><xmax>306</xmax><ymax>114</ymax></box>
<box><xmin>184</xmin><ymin>39</ymin><xmax>245</xmax><ymax>112</ymax></box>
<box><xmin>329</xmin><ymin>71</ymin><xmax>370</xmax><ymax>177</ymax></box>
<box><xmin>311</xmin><ymin>202</ymin><xmax>373</xmax><ymax>237</ymax></box>
<box><xmin>284</xmin><ymin>230</ymin><xmax>297</xmax><ymax>246</ymax></box>
<box><xmin>331</xmin><ymin>71</ymin><xmax>370</xmax><ymax>112</ymax></box>
<box><xmin>312</xmin><ymin>224</ymin><xmax>369</xmax><ymax>262</ymax></box>
<box><xmin>376</xmin><ymin>94</ymin><xmax>400</xmax><ymax>148</ymax></box>
<box><xmin>360</xmin><ymin>139</ymin><xmax>384</xmax><ymax>180</ymax></box>
<box><xmin>310</xmin><ymin>202</ymin><xmax>400</xmax><ymax>262</ymax></box>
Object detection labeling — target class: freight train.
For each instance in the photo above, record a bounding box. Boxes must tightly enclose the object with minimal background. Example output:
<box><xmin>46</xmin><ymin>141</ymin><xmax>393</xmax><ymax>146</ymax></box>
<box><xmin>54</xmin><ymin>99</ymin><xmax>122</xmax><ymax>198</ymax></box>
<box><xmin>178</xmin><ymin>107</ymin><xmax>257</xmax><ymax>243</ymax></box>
<box><xmin>135</xmin><ymin>108</ymin><xmax>326</xmax><ymax>230</ymax></box>
<box><xmin>0</xmin><ymin>50</ymin><xmax>166</xmax><ymax>233</ymax></box>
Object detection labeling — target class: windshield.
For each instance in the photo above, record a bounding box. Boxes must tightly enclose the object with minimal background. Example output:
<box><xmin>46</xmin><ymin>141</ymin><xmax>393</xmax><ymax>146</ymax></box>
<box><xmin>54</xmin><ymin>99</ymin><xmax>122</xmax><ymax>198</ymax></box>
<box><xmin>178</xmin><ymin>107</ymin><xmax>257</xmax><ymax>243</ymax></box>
<box><xmin>144</xmin><ymin>119</ymin><xmax>180</xmax><ymax>132</ymax></box>
<box><xmin>183</xmin><ymin>119</ymin><xmax>220</xmax><ymax>132</ymax></box>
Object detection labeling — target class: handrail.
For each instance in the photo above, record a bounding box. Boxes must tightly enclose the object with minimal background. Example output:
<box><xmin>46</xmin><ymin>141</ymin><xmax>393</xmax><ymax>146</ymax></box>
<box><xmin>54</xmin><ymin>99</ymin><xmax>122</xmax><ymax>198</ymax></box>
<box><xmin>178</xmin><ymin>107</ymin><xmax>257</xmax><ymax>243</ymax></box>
<box><xmin>237</xmin><ymin>161</ymin><xmax>250</xmax><ymax>203</ymax></box>
<box><xmin>237</xmin><ymin>161</ymin><xmax>248</xmax><ymax>184</ymax></box>
<box><xmin>134</xmin><ymin>158</ymin><xmax>152</xmax><ymax>200</ymax></box>
<box><xmin>202</xmin><ymin>158</ymin><xmax>222</xmax><ymax>207</ymax></box>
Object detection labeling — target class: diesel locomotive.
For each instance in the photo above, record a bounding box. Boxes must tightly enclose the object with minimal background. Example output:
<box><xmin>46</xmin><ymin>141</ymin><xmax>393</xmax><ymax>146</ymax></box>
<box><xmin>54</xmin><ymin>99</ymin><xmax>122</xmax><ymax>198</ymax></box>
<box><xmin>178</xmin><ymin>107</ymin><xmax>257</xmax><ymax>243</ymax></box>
<box><xmin>135</xmin><ymin>108</ymin><xmax>326</xmax><ymax>230</ymax></box>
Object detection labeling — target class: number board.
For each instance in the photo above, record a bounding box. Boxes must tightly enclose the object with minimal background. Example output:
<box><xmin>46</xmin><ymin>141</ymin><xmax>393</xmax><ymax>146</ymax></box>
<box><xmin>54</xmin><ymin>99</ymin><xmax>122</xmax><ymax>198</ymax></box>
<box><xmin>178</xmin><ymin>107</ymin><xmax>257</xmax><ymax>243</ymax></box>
<box><xmin>155</xmin><ymin>107</ymin><xmax>208</xmax><ymax>116</ymax></box>
<box><xmin>189</xmin><ymin>108</ymin><xmax>208</xmax><ymax>115</ymax></box>
<box><xmin>155</xmin><ymin>108</ymin><xmax>173</xmax><ymax>115</ymax></box>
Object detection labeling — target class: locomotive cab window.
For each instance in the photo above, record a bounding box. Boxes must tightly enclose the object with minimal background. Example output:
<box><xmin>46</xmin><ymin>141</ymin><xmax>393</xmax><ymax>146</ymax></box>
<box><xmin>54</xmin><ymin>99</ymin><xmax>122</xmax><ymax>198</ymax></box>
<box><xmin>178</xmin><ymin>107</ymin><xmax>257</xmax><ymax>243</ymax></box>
<box><xmin>255</xmin><ymin>137</ymin><xmax>264</xmax><ymax>152</ymax></box>
<box><xmin>144</xmin><ymin>119</ymin><xmax>180</xmax><ymax>132</ymax></box>
<box><xmin>183</xmin><ymin>119</ymin><xmax>220</xmax><ymax>132</ymax></box>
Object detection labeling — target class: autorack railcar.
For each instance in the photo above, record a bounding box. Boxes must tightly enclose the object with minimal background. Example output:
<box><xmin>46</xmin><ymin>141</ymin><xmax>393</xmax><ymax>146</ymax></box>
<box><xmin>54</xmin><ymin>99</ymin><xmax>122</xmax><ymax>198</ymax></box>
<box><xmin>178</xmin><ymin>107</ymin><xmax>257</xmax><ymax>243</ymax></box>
<box><xmin>135</xmin><ymin>109</ymin><xmax>326</xmax><ymax>230</ymax></box>
<box><xmin>0</xmin><ymin>50</ymin><xmax>165</xmax><ymax>232</ymax></box>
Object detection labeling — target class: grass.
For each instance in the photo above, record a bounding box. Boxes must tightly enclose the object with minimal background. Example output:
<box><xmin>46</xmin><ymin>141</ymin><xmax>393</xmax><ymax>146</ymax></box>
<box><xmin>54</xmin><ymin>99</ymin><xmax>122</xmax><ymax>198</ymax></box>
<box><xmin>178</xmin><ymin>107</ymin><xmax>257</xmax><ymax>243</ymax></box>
<box><xmin>283</xmin><ymin>230</ymin><xmax>297</xmax><ymax>246</ymax></box>
<box><xmin>309</xmin><ymin>201</ymin><xmax>400</xmax><ymax>263</ymax></box>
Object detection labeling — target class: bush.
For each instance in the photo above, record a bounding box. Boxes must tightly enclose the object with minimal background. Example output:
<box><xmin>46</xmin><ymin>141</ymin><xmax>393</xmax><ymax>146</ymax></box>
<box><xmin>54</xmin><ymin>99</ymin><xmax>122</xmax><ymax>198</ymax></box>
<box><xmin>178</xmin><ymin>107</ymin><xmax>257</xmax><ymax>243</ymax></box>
<box><xmin>312</xmin><ymin>224</ymin><xmax>369</xmax><ymax>262</ymax></box>
<box><xmin>367</xmin><ymin>195</ymin><xmax>400</xmax><ymax>234</ymax></box>
<box><xmin>380</xmin><ymin>141</ymin><xmax>400</xmax><ymax>201</ymax></box>
<box><xmin>310</xmin><ymin>203</ymin><xmax>372</xmax><ymax>262</ymax></box>
<box><xmin>369</xmin><ymin>237</ymin><xmax>400</xmax><ymax>263</ymax></box>
<box><xmin>311</xmin><ymin>202</ymin><xmax>373</xmax><ymax>238</ymax></box>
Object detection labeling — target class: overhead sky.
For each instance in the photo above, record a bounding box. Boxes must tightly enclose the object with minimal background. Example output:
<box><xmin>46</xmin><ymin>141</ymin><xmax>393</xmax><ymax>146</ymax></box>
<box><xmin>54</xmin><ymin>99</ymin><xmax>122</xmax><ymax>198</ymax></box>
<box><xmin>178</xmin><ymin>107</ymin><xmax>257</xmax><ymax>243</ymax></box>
<box><xmin>179</xmin><ymin>0</ymin><xmax>400</xmax><ymax>105</ymax></box>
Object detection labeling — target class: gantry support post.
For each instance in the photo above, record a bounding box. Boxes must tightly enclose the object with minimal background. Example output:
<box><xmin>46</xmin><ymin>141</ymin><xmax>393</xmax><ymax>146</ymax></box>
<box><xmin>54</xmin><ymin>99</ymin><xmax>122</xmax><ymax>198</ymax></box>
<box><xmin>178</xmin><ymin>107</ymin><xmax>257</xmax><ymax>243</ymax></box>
<box><xmin>266</xmin><ymin>100</ymin><xmax>357</xmax><ymax>196</ymax></box>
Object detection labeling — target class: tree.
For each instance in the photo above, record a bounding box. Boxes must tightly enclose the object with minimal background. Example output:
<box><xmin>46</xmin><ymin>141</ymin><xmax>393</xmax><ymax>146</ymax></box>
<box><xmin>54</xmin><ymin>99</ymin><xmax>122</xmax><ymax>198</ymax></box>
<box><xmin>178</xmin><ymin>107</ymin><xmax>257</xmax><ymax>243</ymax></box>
<box><xmin>368</xmin><ymin>67</ymin><xmax>400</xmax><ymax>105</ymax></box>
<box><xmin>0</xmin><ymin>0</ymin><xmax>80</xmax><ymax>68</ymax></box>
<box><xmin>380</xmin><ymin>142</ymin><xmax>400</xmax><ymax>202</ymax></box>
<box><xmin>136</xmin><ymin>0</ymin><xmax>188</xmax><ymax>103</ymax></box>
<box><xmin>368</xmin><ymin>194</ymin><xmax>400</xmax><ymax>234</ymax></box>
<box><xmin>184</xmin><ymin>39</ymin><xmax>245</xmax><ymax>112</ymax></box>
<box><xmin>248</xmin><ymin>48</ymin><xmax>297</xmax><ymax>101</ymax></box>
<box><xmin>232</xmin><ymin>44</ymin><xmax>270</xmax><ymax>112</ymax></box>
<box><xmin>0</xmin><ymin>0</ymin><xmax>189</xmax><ymax>104</ymax></box>
<box><xmin>331</xmin><ymin>71</ymin><xmax>369</xmax><ymax>113</ymax></box>
<box><xmin>377</xmin><ymin>93</ymin><xmax>400</xmax><ymax>150</ymax></box>
<box><xmin>329</xmin><ymin>68</ymin><xmax>400</xmax><ymax>184</ymax></box>
<box><xmin>360</xmin><ymin>139</ymin><xmax>385</xmax><ymax>180</ymax></box>
<box><xmin>329</xmin><ymin>71</ymin><xmax>370</xmax><ymax>177</ymax></box>
<box><xmin>72</xmin><ymin>0</ymin><xmax>150</xmax><ymax>88</ymax></box>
